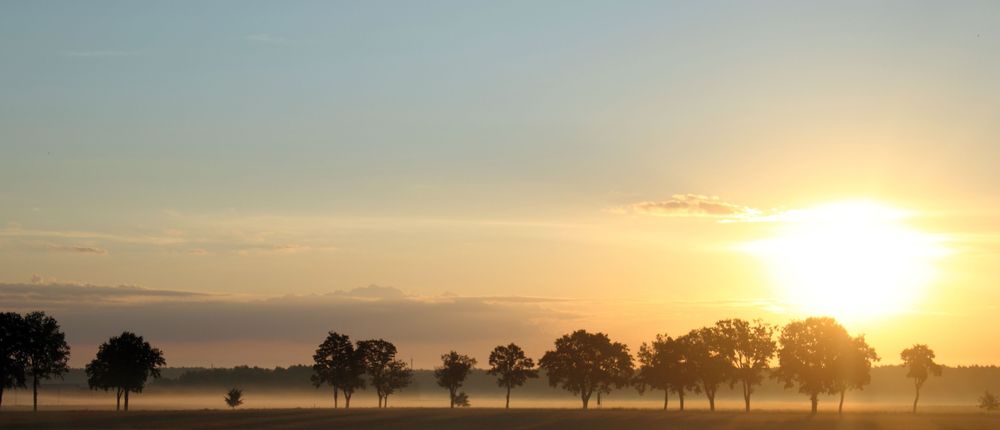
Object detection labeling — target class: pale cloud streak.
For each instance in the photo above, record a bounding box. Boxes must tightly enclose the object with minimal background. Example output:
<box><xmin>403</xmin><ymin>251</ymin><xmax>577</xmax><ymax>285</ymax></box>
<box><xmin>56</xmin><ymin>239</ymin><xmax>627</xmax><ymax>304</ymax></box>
<box><xmin>625</xmin><ymin>194</ymin><xmax>763</xmax><ymax>220</ymax></box>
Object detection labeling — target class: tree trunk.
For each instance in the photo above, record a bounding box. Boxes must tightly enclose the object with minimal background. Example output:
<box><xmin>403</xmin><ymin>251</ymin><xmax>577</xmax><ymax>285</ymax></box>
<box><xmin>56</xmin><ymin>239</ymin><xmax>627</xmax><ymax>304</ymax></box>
<box><xmin>384</xmin><ymin>395</ymin><xmax>389</xmax><ymax>408</ymax></box>
<box><xmin>124</xmin><ymin>391</ymin><xmax>130</xmax><ymax>412</ymax></box>
<box><xmin>450</xmin><ymin>388</ymin><xmax>456</xmax><ymax>408</ymax></box>
<box><xmin>838</xmin><ymin>389</ymin><xmax>845</xmax><ymax>414</ymax></box>
<box><xmin>743</xmin><ymin>380</ymin><xmax>751</xmax><ymax>412</ymax></box>
<box><xmin>708</xmin><ymin>391</ymin><xmax>716</xmax><ymax>412</ymax></box>
<box><xmin>32</xmin><ymin>375</ymin><xmax>38</xmax><ymax>412</ymax></box>
<box><xmin>597</xmin><ymin>391</ymin><xmax>602</xmax><ymax>407</ymax></box>
<box><xmin>343</xmin><ymin>390</ymin><xmax>352</xmax><ymax>409</ymax></box>
<box><xmin>810</xmin><ymin>393</ymin><xmax>818</xmax><ymax>415</ymax></box>
<box><xmin>334</xmin><ymin>387</ymin><xmax>338</xmax><ymax>408</ymax></box>
<box><xmin>378</xmin><ymin>395</ymin><xmax>383</xmax><ymax>409</ymax></box>
<box><xmin>913</xmin><ymin>385</ymin><xmax>920</xmax><ymax>414</ymax></box>
<box><xmin>679</xmin><ymin>391</ymin><xmax>685</xmax><ymax>411</ymax></box>
<box><xmin>505</xmin><ymin>385</ymin><xmax>511</xmax><ymax>409</ymax></box>
<box><xmin>581</xmin><ymin>392</ymin><xmax>591</xmax><ymax>410</ymax></box>
<box><xmin>1</xmin><ymin>387</ymin><xmax>4</xmax><ymax>410</ymax></box>
<box><xmin>663</xmin><ymin>390</ymin><xmax>669</xmax><ymax>410</ymax></box>
<box><xmin>116</xmin><ymin>388</ymin><xmax>122</xmax><ymax>411</ymax></box>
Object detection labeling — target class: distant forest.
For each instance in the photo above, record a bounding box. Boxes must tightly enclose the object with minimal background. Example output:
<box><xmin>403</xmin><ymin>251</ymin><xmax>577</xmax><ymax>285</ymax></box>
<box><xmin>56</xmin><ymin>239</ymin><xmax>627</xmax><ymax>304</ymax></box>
<box><xmin>41</xmin><ymin>364</ymin><xmax>1000</xmax><ymax>404</ymax></box>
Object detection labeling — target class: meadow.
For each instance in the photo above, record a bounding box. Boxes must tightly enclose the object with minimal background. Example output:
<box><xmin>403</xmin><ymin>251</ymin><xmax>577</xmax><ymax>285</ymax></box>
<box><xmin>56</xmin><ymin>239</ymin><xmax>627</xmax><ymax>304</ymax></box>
<box><xmin>2</xmin><ymin>408</ymin><xmax>999</xmax><ymax>430</ymax></box>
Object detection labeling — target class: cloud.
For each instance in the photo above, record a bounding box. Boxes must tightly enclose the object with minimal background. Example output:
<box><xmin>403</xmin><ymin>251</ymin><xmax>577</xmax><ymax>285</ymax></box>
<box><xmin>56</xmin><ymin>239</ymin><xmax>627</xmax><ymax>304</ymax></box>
<box><xmin>46</xmin><ymin>244</ymin><xmax>108</xmax><ymax>255</ymax></box>
<box><xmin>0</xmin><ymin>282</ymin><xmax>207</xmax><ymax>307</ymax></box>
<box><xmin>0</xmin><ymin>280</ymin><xmax>585</xmax><ymax>367</ymax></box>
<box><xmin>625</xmin><ymin>194</ymin><xmax>761</xmax><ymax>220</ymax></box>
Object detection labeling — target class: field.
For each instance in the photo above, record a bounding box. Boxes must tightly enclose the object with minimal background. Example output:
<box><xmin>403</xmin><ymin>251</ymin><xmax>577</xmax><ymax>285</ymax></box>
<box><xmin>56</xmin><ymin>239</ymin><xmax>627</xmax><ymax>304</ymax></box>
<box><xmin>2</xmin><ymin>409</ymin><xmax>999</xmax><ymax>430</ymax></box>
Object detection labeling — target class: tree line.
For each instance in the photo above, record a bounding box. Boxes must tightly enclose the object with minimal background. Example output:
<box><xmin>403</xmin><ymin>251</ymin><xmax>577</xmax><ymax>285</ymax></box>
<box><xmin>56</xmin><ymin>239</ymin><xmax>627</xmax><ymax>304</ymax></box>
<box><xmin>1</xmin><ymin>311</ymin><xmax>947</xmax><ymax>413</ymax></box>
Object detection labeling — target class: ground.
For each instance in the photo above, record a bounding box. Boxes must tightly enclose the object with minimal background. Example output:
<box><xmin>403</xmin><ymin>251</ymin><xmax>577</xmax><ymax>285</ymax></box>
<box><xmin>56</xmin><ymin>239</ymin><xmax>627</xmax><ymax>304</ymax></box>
<box><xmin>1</xmin><ymin>409</ymin><xmax>999</xmax><ymax>430</ymax></box>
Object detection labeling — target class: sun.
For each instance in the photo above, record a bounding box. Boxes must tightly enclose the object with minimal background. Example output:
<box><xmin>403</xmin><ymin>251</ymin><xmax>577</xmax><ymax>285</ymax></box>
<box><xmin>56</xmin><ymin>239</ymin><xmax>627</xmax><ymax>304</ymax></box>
<box><xmin>740</xmin><ymin>200</ymin><xmax>948</xmax><ymax>322</ymax></box>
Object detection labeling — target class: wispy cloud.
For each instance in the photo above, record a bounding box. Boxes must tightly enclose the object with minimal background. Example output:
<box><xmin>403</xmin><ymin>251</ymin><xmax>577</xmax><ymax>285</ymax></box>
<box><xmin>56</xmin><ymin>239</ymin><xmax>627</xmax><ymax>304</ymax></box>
<box><xmin>46</xmin><ymin>244</ymin><xmax>108</xmax><ymax>255</ymax></box>
<box><xmin>623</xmin><ymin>194</ymin><xmax>763</xmax><ymax>220</ymax></box>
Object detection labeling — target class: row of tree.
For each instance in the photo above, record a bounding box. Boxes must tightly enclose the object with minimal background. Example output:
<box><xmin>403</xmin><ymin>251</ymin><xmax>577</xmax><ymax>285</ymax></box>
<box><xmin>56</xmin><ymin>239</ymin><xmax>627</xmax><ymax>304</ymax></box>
<box><xmin>0</xmin><ymin>311</ymin><xmax>165</xmax><ymax>412</ymax></box>
<box><xmin>315</xmin><ymin>317</ymin><xmax>943</xmax><ymax>414</ymax></box>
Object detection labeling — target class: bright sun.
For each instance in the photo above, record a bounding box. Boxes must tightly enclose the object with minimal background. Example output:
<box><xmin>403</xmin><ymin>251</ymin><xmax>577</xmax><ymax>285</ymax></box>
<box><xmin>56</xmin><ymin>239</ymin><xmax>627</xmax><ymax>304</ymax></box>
<box><xmin>741</xmin><ymin>200</ymin><xmax>948</xmax><ymax>322</ymax></box>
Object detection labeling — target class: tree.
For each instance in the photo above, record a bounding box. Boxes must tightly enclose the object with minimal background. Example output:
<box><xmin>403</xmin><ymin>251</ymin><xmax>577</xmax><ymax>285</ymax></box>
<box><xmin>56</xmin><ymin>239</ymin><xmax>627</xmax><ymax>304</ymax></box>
<box><xmin>0</xmin><ymin>312</ymin><xmax>27</xmax><ymax>410</ymax></box>
<box><xmin>85</xmin><ymin>332</ymin><xmax>166</xmax><ymax>411</ymax></box>
<box><xmin>774</xmin><ymin>317</ymin><xmax>851</xmax><ymax>414</ymax></box>
<box><xmin>539</xmin><ymin>330</ymin><xmax>633</xmax><ymax>409</ymax></box>
<box><xmin>487</xmin><ymin>343</ymin><xmax>538</xmax><ymax>409</ymax></box>
<box><xmin>634</xmin><ymin>334</ymin><xmax>699</xmax><ymax>411</ymax></box>
<box><xmin>832</xmin><ymin>335</ymin><xmax>879</xmax><ymax>414</ymax></box>
<box><xmin>380</xmin><ymin>359</ymin><xmax>413</xmax><ymax>407</ymax></box>
<box><xmin>453</xmin><ymin>391</ymin><xmax>470</xmax><ymax>407</ymax></box>
<box><xmin>22</xmin><ymin>311</ymin><xmax>70</xmax><ymax>412</ymax></box>
<box><xmin>311</xmin><ymin>332</ymin><xmax>365</xmax><ymax>408</ymax></box>
<box><xmin>901</xmin><ymin>344</ymin><xmax>942</xmax><ymax>414</ymax></box>
<box><xmin>682</xmin><ymin>328</ymin><xmax>731</xmax><ymax>411</ymax></box>
<box><xmin>714</xmin><ymin>319</ymin><xmax>775</xmax><ymax>412</ymax></box>
<box><xmin>435</xmin><ymin>351</ymin><xmax>477</xmax><ymax>408</ymax></box>
<box><xmin>979</xmin><ymin>391</ymin><xmax>1000</xmax><ymax>412</ymax></box>
<box><xmin>224</xmin><ymin>388</ymin><xmax>244</xmax><ymax>409</ymax></box>
<box><xmin>357</xmin><ymin>339</ymin><xmax>412</xmax><ymax>408</ymax></box>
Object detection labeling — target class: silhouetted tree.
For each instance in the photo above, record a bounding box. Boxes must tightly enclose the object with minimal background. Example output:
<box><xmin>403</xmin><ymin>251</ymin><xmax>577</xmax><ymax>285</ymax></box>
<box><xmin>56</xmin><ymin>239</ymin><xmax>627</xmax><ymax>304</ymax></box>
<box><xmin>714</xmin><ymin>318</ymin><xmax>775</xmax><ymax>412</ymax></box>
<box><xmin>832</xmin><ymin>335</ymin><xmax>879</xmax><ymax>414</ymax></box>
<box><xmin>540</xmin><ymin>330</ymin><xmax>633</xmax><ymax>409</ymax></box>
<box><xmin>979</xmin><ymin>391</ymin><xmax>1000</xmax><ymax>412</ymax></box>
<box><xmin>435</xmin><ymin>351</ymin><xmax>477</xmax><ymax>408</ymax></box>
<box><xmin>635</xmin><ymin>334</ymin><xmax>699</xmax><ymax>411</ymax></box>
<box><xmin>85</xmin><ymin>332</ymin><xmax>166</xmax><ymax>411</ymax></box>
<box><xmin>487</xmin><ymin>343</ymin><xmax>538</xmax><ymax>409</ymax></box>
<box><xmin>311</xmin><ymin>332</ymin><xmax>365</xmax><ymax>408</ymax></box>
<box><xmin>0</xmin><ymin>312</ymin><xmax>27</xmax><ymax>410</ymax></box>
<box><xmin>22</xmin><ymin>311</ymin><xmax>70</xmax><ymax>412</ymax></box>
<box><xmin>774</xmin><ymin>317</ymin><xmax>850</xmax><ymax>414</ymax></box>
<box><xmin>381</xmin><ymin>359</ymin><xmax>412</xmax><ymax>408</ymax></box>
<box><xmin>357</xmin><ymin>339</ymin><xmax>412</xmax><ymax>408</ymax></box>
<box><xmin>682</xmin><ymin>328</ymin><xmax>730</xmax><ymax>411</ymax></box>
<box><xmin>453</xmin><ymin>391</ymin><xmax>470</xmax><ymax>407</ymax></box>
<box><xmin>901</xmin><ymin>344</ymin><xmax>942</xmax><ymax>414</ymax></box>
<box><xmin>635</xmin><ymin>334</ymin><xmax>674</xmax><ymax>410</ymax></box>
<box><xmin>224</xmin><ymin>388</ymin><xmax>244</xmax><ymax>409</ymax></box>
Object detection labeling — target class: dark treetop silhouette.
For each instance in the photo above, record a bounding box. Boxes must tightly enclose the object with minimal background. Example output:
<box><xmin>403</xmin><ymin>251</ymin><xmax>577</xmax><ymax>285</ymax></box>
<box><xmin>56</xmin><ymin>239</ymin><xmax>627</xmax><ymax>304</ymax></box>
<box><xmin>713</xmin><ymin>318</ymin><xmax>776</xmax><ymax>412</ymax></box>
<box><xmin>311</xmin><ymin>332</ymin><xmax>365</xmax><ymax>408</ymax></box>
<box><xmin>224</xmin><ymin>388</ymin><xmax>244</xmax><ymax>410</ymax></box>
<box><xmin>680</xmin><ymin>328</ymin><xmax>731</xmax><ymax>411</ymax></box>
<box><xmin>356</xmin><ymin>339</ymin><xmax>412</xmax><ymax>408</ymax></box>
<box><xmin>435</xmin><ymin>351</ymin><xmax>477</xmax><ymax>408</ymax></box>
<box><xmin>0</xmin><ymin>312</ymin><xmax>28</xmax><ymax>410</ymax></box>
<box><xmin>85</xmin><ymin>331</ymin><xmax>166</xmax><ymax>411</ymax></box>
<box><xmin>774</xmin><ymin>317</ymin><xmax>877</xmax><ymax>415</ymax></box>
<box><xmin>487</xmin><ymin>343</ymin><xmax>538</xmax><ymax>409</ymax></box>
<box><xmin>22</xmin><ymin>311</ymin><xmax>70</xmax><ymax>412</ymax></box>
<box><xmin>539</xmin><ymin>330</ymin><xmax>633</xmax><ymax>409</ymax></box>
<box><xmin>901</xmin><ymin>344</ymin><xmax>942</xmax><ymax>413</ymax></box>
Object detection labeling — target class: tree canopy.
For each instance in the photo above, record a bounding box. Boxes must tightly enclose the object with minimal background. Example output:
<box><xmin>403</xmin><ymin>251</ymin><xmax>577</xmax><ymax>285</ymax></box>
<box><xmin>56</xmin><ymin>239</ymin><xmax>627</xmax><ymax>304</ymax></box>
<box><xmin>901</xmin><ymin>344</ymin><xmax>942</xmax><ymax>413</ymax></box>
<box><xmin>357</xmin><ymin>339</ymin><xmax>412</xmax><ymax>408</ymax></box>
<box><xmin>434</xmin><ymin>351</ymin><xmax>477</xmax><ymax>408</ymax></box>
<box><xmin>487</xmin><ymin>343</ymin><xmax>538</xmax><ymax>409</ymax></box>
<box><xmin>713</xmin><ymin>318</ymin><xmax>776</xmax><ymax>412</ymax></box>
<box><xmin>85</xmin><ymin>331</ymin><xmax>166</xmax><ymax>411</ymax></box>
<box><xmin>22</xmin><ymin>311</ymin><xmax>70</xmax><ymax>412</ymax></box>
<box><xmin>0</xmin><ymin>312</ymin><xmax>27</xmax><ymax>409</ymax></box>
<box><xmin>311</xmin><ymin>332</ymin><xmax>365</xmax><ymax>408</ymax></box>
<box><xmin>539</xmin><ymin>330</ymin><xmax>633</xmax><ymax>409</ymax></box>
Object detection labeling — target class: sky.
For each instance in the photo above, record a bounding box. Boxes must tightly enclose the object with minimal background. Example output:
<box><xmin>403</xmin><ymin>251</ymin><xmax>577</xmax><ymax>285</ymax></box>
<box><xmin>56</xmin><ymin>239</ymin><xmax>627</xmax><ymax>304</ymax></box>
<box><xmin>2</xmin><ymin>1</ymin><xmax>999</xmax><ymax>368</ymax></box>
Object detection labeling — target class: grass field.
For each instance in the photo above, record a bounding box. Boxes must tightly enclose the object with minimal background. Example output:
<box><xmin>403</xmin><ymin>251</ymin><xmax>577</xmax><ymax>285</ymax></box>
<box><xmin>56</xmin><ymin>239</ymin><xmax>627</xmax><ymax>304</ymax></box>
<box><xmin>1</xmin><ymin>409</ymin><xmax>999</xmax><ymax>430</ymax></box>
